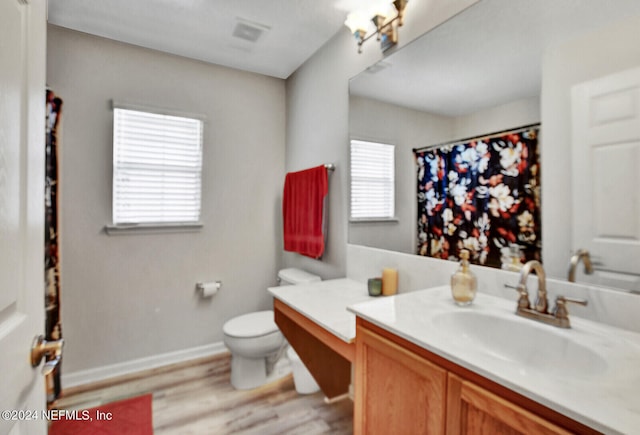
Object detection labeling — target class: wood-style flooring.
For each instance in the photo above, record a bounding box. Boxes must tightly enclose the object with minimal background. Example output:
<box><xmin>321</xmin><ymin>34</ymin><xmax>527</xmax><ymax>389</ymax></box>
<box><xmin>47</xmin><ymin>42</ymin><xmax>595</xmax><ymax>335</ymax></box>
<box><xmin>52</xmin><ymin>353</ymin><xmax>353</xmax><ymax>434</ymax></box>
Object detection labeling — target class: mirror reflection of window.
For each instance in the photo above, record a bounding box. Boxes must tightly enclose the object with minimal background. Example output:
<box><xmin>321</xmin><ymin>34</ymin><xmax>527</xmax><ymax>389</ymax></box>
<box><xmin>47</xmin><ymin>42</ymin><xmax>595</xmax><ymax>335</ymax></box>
<box><xmin>350</xmin><ymin>140</ymin><xmax>395</xmax><ymax>221</ymax></box>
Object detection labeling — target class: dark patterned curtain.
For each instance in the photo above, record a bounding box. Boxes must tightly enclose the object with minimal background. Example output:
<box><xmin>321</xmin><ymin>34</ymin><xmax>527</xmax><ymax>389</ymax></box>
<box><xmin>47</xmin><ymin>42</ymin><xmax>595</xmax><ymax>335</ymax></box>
<box><xmin>415</xmin><ymin>126</ymin><xmax>541</xmax><ymax>268</ymax></box>
<box><xmin>45</xmin><ymin>89</ymin><xmax>63</xmax><ymax>402</ymax></box>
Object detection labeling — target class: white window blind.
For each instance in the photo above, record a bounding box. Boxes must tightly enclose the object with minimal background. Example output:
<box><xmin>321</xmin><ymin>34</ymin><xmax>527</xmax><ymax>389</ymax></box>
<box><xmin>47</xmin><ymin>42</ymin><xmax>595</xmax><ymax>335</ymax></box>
<box><xmin>112</xmin><ymin>108</ymin><xmax>203</xmax><ymax>225</ymax></box>
<box><xmin>350</xmin><ymin>140</ymin><xmax>395</xmax><ymax>220</ymax></box>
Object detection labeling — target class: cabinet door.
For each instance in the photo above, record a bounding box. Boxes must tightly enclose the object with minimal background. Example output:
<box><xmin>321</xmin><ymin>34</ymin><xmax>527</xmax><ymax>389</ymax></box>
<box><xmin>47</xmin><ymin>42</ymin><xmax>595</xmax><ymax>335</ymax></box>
<box><xmin>446</xmin><ymin>374</ymin><xmax>571</xmax><ymax>435</ymax></box>
<box><xmin>355</xmin><ymin>325</ymin><xmax>447</xmax><ymax>435</ymax></box>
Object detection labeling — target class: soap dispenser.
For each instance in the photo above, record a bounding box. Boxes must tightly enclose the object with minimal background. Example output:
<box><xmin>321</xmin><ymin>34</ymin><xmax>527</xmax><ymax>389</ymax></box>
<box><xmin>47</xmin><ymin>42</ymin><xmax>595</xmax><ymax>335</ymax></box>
<box><xmin>451</xmin><ymin>249</ymin><xmax>477</xmax><ymax>306</ymax></box>
<box><xmin>502</xmin><ymin>244</ymin><xmax>523</xmax><ymax>272</ymax></box>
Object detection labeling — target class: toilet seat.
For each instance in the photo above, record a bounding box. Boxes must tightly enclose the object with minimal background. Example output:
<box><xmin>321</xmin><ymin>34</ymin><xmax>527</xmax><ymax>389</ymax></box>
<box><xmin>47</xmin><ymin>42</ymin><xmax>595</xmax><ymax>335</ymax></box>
<box><xmin>223</xmin><ymin>310</ymin><xmax>278</xmax><ymax>338</ymax></box>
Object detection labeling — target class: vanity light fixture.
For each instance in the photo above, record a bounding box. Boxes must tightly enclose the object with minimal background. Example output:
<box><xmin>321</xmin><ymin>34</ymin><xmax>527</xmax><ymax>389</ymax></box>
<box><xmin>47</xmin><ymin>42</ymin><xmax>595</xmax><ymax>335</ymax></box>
<box><xmin>344</xmin><ymin>0</ymin><xmax>409</xmax><ymax>53</ymax></box>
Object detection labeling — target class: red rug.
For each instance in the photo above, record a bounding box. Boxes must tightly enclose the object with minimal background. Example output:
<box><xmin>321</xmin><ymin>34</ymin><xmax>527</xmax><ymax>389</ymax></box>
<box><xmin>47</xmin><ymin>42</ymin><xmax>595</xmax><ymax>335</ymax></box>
<box><xmin>49</xmin><ymin>394</ymin><xmax>153</xmax><ymax>435</ymax></box>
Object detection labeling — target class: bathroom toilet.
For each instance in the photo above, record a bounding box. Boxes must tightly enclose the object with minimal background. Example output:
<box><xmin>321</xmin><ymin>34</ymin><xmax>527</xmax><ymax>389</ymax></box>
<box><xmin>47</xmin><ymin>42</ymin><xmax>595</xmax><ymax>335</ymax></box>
<box><xmin>223</xmin><ymin>268</ymin><xmax>321</xmax><ymax>390</ymax></box>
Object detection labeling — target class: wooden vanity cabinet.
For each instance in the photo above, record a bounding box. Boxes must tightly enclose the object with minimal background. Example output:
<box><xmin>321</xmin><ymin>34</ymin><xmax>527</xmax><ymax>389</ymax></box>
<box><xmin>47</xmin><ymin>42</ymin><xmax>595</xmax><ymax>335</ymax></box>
<box><xmin>354</xmin><ymin>318</ymin><xmax>599</xmax><ymax>435</ymax></box>
<box><xmin>354</xmin><ymin>323</ymin><xmax>447</xmax><ymax>434</ymax></box>
<box><xmin>447</xmin><ymin>374</ymin><xmax>570</xmax><ymax>435</ymax></box>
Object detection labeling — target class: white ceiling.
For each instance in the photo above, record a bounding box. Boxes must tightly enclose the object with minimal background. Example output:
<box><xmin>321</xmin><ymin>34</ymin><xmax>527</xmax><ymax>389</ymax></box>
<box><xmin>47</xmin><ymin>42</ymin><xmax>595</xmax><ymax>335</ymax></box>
<box><xmin>47</xmin><ymin>0</ymin><xmax>367</xmax><ymax>79</ymax></box>
<box><xmin>47</xmin><ymin>0</ymin><xmax>640</xmax><ymax>101</ymax></box>
<box><xmin>350</xmin><ymin>0</ymin><xmax>640</xmax><ymax>117</ymax></box>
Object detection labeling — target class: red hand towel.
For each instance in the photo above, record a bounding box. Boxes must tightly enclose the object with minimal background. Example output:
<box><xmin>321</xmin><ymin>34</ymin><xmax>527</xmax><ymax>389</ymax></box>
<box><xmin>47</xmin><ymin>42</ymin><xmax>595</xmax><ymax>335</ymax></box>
<box><xmin>283</xmin><ymin>165</ymin><xmax>328</xmax><ymax>259</ymax></box>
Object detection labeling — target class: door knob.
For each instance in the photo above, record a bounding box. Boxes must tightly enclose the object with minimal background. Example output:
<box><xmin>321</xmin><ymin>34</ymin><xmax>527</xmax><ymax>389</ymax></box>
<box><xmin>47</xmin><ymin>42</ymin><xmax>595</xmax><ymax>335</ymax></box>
<box><xmin>31</xmin><ymin>335</ymin><xmax>64</xmax><ymax>375</ymax></box>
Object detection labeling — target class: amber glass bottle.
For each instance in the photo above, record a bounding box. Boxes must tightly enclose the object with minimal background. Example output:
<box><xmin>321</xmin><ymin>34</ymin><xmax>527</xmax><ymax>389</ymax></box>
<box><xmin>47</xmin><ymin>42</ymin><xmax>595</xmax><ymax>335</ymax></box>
<box><xmin>451</xmin><ymin>249</ymin><xmax>477</xmax><ymax>306</ymax></box>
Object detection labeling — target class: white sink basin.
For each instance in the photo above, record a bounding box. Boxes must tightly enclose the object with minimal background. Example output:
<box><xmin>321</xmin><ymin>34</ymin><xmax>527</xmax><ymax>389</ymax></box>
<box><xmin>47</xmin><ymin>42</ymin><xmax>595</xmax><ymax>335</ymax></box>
<box><xmin>431</xmin><ymin>310</ymin><xmax>608</xmax><ymax>377</ymax></box>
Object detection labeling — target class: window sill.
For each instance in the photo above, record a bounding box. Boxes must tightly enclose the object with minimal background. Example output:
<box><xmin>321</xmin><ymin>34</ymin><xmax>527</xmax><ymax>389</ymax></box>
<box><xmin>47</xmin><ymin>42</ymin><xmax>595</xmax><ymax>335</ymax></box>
<box><xmin>104</xmin><ymin>222</ymin><xmax>203</xmax><ymax>236</ymax></box>
<box><xmin>349</xmin><ymin>217</ymin><xmax>399</xmax><ymax>223</ymax></box>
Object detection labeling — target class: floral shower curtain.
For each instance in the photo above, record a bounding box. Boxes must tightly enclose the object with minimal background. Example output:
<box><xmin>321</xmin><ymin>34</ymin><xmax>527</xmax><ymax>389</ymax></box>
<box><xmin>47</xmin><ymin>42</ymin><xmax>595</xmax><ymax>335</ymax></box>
<box><xmin>415</xmin><ymin>125</ymin><xmax>541</xmax><ymax>268</ymax></box>
<box><xmin>45</xmin><ymin>89</ymin><xmax>63</xmax><ymax>402</ymax></box>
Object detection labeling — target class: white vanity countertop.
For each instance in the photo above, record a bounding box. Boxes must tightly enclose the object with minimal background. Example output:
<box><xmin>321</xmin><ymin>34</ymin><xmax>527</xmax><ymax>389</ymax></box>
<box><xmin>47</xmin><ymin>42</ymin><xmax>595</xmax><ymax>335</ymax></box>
<box><xmin>348</xmin><ymin>286</ymin><xmax>640</xmax><ymax>435</ymax></box>
<box><xmin>268</xmin><ymin>278</ymin><xmax>374</xmax><ymax>343</ymax></box>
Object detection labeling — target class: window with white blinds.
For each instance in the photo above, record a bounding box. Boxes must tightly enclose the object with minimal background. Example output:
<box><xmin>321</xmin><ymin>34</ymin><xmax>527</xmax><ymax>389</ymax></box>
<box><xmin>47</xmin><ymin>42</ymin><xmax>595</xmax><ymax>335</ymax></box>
<box><xmin>350</xmin><ymin>140</ymin><xmax>395</xmax><ymax>220</ymax></box>
<box><xmin>112</xmin><ymin>107</ymin><xmax>203</xmax><ymax>225</ymax></box>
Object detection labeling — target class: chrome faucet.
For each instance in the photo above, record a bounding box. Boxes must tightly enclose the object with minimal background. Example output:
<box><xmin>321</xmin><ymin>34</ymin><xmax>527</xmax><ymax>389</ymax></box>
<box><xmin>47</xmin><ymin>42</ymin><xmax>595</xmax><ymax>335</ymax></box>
<box><xmin>508</xmin><ymin>260</ymin><xmax>588</xmax><ymax>328</ymax></box>
<box><xmin>568</xmin><ymin>249</ymin><xmax>594</xmax><ymax>282</ymax></box>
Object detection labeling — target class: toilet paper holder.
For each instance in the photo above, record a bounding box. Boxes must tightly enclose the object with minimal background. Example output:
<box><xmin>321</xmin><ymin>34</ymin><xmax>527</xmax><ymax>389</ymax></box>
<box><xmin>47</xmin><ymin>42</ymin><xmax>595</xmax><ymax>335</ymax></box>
<box><xmin>196</xmin><ymin>281</ymin><xmax>222</xmax><ymax>297</ymax></box>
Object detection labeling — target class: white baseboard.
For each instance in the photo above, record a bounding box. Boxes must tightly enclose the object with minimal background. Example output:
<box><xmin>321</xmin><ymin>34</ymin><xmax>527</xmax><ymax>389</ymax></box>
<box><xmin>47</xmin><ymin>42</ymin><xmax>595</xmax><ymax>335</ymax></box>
<box><xmin>62</xmin><ymin>341</ymin><xmax>228</xmax><ymax>389</ymax></box>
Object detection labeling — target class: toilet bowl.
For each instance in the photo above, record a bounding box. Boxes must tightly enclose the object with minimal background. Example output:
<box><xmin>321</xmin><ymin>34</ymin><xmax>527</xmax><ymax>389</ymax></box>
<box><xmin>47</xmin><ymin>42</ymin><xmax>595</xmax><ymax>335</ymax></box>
<box><xmin>223</xmin><ymin>311</ymin><xmax>285</xmax><ymax>390</ymax></box>
<box><xmin>223</xmin><ymin>268</ymin><xmax>321</xmax><ymax>390</ymax></box>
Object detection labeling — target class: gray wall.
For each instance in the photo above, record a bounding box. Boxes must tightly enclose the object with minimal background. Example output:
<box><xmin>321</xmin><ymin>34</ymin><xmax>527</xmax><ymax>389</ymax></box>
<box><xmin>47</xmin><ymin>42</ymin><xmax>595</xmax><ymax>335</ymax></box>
<box><xmin>283</xmin><ymin>0</ymin><xmax>478</xmax><ymax>278</ymax></box>
<box><xmin>541</xmin><ymin>15</ymin><xmax>640</xmax><ymax>279</ymax></box>
<box><xmin>47</xmin><ymin>25</ymin><xmax>286</xmax><ymax>374</ymax></box>
<box><xmin>453</xmin><ymin>97</ymin><xmax>540</xmax><ymax>139</ymax></box>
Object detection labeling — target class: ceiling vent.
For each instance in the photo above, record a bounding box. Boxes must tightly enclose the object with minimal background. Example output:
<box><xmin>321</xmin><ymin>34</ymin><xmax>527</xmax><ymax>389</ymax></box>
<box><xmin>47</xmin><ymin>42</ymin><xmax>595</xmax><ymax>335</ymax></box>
<box><xmin>232</xmin><ymin>18</ymin><xmax>271</xmax><ymax>43</ymax></box>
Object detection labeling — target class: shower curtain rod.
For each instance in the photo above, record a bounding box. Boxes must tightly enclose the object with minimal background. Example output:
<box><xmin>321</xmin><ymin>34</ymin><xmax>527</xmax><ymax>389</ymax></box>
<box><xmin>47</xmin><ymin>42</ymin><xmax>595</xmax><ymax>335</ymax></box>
<box><xmin>412</xmin><ymin>122</ymin><xmax>540</xmax><ymax>153</ymax></box>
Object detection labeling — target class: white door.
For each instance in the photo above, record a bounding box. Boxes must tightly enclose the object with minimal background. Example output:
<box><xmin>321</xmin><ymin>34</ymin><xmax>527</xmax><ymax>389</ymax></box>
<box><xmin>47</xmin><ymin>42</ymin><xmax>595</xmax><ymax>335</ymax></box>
<box><xmin>0</xmin><ymin>0</ymin><xmax>47</xmax><ymax>434</ymax></box>
<box><xmin>572</xmin><ymin>66</ymin><xmax>640</xmax><ymax>292</ymax></box>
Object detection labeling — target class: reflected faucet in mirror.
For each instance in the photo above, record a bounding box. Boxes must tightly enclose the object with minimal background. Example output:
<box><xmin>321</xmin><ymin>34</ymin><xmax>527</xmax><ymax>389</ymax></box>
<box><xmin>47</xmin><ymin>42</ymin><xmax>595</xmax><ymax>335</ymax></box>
<box><xmin>568</xmin><ymin>249</ymin><xmax>594</xmax><ymax>283</ymax></box>
<box><xmin>510</xmin><ymin>260</ymin><xmax>587</xmax><ymax>329</ymax></box>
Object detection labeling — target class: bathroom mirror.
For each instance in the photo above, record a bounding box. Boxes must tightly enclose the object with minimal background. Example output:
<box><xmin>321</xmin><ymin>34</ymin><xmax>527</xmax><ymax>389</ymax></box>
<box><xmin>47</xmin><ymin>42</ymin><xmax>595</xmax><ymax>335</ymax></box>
<box><xmin>348</xmin><ymin>0</ymin><xmax>640</xmax><ymax>289</ymax></box>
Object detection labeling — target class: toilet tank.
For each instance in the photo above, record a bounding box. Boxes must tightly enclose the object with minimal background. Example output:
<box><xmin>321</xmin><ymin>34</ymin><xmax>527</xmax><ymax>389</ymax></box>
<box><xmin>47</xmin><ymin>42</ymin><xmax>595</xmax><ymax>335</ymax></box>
<box><xmin>277</xmin><ymin>268</ymin><xmax>321</xmax><ymax>286</ymax></box>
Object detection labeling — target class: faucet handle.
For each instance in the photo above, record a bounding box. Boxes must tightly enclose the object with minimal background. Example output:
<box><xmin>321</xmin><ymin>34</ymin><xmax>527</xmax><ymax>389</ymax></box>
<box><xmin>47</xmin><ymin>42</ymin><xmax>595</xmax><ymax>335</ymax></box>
<box><xmin>553</xmin><ymin>295</ymin><xmax>588</xmax><ymax>320</ymax></box>
<box><xmin>505</xmin><ymin>283</ymin><xmax>530</xmax><ymax>309</ymax></box>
